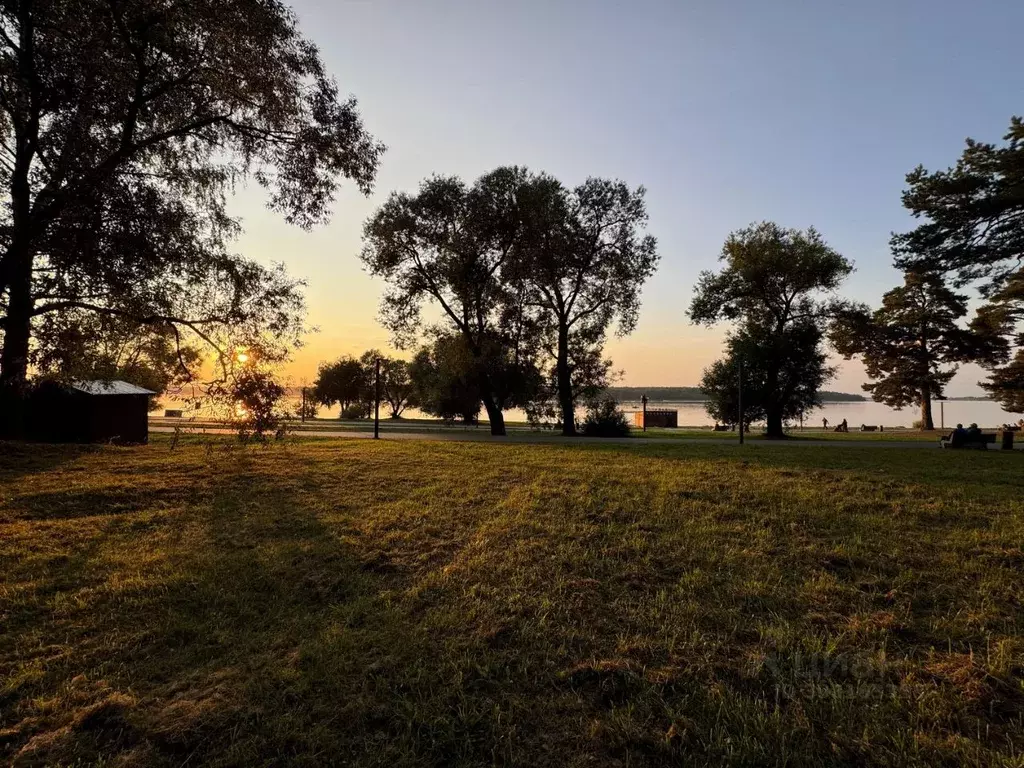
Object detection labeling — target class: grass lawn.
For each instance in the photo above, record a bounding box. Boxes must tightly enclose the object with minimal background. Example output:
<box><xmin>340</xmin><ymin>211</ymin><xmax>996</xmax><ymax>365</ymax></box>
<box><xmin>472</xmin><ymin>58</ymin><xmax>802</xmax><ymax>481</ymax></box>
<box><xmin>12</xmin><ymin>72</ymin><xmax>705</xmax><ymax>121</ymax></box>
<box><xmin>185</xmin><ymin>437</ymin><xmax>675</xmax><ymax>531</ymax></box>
<box><xmin>1</xmin><ymin>438</ymin><xmax>1023</xmax><ymax>766</ymax></box>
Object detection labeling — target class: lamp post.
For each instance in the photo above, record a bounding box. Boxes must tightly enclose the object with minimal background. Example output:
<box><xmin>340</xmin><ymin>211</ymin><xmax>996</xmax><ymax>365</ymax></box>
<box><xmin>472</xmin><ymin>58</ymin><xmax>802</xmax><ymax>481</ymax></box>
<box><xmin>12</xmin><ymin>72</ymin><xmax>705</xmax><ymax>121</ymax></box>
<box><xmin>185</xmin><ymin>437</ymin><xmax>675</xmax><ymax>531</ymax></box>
<box><xmin>641</xmin><ymin>394</ymin><xmax>649</xmax><ymax>432</ymax></box>
<box><xmin>373</xmin><ymin>358</ymin><xmax>381</xmax><ymax>440</ymax></box>
<box><xmin>738</xmin><ymin>359</ymin><xmax>744</xmax><ymax>446</ymax></box>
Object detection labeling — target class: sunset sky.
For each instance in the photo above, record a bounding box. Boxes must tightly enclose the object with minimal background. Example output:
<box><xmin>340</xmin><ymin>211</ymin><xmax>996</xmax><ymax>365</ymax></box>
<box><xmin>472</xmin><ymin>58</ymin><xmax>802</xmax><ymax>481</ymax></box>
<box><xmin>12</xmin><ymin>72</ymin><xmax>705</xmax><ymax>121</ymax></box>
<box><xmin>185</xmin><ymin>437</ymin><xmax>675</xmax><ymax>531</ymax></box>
<box><xmin>227</xmin><ymin>0</ymin><xmax>1024</xmax><ymax>395</ymax></box>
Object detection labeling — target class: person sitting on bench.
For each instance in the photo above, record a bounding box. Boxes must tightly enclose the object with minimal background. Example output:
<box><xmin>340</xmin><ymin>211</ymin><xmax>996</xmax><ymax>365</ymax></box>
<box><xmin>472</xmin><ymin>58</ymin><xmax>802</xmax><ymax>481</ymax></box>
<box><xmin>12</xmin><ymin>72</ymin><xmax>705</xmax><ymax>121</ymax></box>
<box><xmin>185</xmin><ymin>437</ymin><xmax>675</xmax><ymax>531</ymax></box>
<box><xmin>966</xmin><ymin>423</ymin><xmax>983</xmax><ymax>441</ymax></box>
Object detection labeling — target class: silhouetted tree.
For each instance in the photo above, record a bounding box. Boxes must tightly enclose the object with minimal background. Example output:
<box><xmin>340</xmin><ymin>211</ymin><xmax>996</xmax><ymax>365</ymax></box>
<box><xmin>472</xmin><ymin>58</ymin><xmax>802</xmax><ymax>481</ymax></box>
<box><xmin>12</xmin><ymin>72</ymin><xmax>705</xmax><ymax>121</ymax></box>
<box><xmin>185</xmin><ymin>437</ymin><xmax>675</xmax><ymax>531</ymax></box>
<box><xmin>408</xmin><ymin>336</ymin><xmax>482</xmax><ymax>424</ymax></box>
<box><xmin>700</xmin><ymin>320</ymin><xmax>830</xmax><ymax>432</ymax></box>
<box><xmin>361</xmin><ymin>169</ymin><xmax>531</xmax><ymax>435</ymax></box>
<box><xmin>312</xmin><ymin>357</ymin><xmax>367</xmax><ymax>417</ymax></box>
<box><xmin>893</xmin><ymin>116</ymin><xmax>1024</xmax><ymax>410</ymax></box>
<box><xmin>357</xmin><ymin>349</ymin><xmax>419</xmax><ymax>418</ymax></box>
<box><xmin>0</xmin><ymin>0</ymin><xmax>383</xmax><ymax>436</ymax></box>
<box><xmin>830</xmin><ymin>271</ymin><xmax>984</xmax><ymax>430</ymax></box>
<box><xmin>690</xmin><ymin>222</ymin><xmax>852</xmax><ymax>438</ymax></box>
<box><xmin>513</xmin><ymin>175</ymin><xmax>658</xmax><ymax>435</ymax></box>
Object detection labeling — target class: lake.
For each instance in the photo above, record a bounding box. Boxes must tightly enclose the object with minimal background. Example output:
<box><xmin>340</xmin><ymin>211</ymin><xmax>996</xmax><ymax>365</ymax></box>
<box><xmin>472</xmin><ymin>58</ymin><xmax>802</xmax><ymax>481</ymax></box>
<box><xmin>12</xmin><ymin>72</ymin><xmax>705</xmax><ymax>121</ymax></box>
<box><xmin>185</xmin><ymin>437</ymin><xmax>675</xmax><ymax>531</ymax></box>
<box><xmin>159</xmin><ymin>394</ymin><xmax>1024</xmax><ymax>430</ymax></box>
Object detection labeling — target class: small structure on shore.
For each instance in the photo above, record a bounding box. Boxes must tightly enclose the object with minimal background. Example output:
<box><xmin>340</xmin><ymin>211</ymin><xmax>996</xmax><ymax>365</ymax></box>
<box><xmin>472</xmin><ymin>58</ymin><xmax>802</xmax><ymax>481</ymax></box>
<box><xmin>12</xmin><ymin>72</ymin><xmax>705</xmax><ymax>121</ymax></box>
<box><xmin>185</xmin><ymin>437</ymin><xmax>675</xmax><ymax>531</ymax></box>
<box><xmin>27</xmin><ymin>380</ymin><xmax>155</xmax><ymax>444</ymax></box>
<box><xmin>633</xmin><ymin>408</ymin><xmax>678</xmax><ymax>429</ymax></box>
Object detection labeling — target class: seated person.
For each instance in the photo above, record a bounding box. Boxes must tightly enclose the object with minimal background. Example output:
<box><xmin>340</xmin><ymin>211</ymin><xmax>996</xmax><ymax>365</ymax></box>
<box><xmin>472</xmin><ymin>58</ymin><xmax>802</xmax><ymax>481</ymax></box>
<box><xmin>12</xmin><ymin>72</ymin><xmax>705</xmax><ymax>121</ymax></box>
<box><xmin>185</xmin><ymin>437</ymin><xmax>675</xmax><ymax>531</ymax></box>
<box><xmin>940</xmin><ymin>424</ymin><xmax>967</xmax><ymax>446</ymax></box>
<box><xmin>965</xmin><ymin>423</ymin><xmax>983</xmax><ymax>441</ymax></box>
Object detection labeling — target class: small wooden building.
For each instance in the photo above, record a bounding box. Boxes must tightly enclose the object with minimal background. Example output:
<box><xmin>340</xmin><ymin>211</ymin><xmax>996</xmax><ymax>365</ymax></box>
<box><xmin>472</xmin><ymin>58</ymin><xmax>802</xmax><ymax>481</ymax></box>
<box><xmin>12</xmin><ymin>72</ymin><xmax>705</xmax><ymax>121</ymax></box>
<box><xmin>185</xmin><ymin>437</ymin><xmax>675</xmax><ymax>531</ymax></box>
<box><xmin>27</xmin><ymin>380</ymin><xmax>155</xmax><ymax>444</ymax></box>
<box><xmin>633</xmin><ymin>408</ymin><xmax>679</xmax><ymax>429</ymax></box>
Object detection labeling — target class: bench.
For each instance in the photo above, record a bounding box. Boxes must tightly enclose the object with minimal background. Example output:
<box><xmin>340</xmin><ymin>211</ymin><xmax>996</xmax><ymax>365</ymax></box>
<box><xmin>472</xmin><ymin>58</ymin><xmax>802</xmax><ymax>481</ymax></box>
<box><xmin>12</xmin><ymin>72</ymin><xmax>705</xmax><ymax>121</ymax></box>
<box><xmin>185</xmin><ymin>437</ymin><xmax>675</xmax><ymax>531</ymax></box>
<box><xmin>939</xmin><ymin>432</ymin><xmax>997</xmax><ymax>450</ymax></box>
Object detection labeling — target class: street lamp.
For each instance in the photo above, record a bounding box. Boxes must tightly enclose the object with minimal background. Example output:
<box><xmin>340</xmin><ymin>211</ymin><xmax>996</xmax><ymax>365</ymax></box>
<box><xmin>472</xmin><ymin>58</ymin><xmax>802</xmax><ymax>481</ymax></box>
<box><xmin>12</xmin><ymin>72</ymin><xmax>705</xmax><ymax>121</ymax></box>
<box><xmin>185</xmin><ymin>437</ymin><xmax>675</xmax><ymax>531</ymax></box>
<box><xmin>373</xmin><ymin>357</ymin><xmax>381</xmax><ymax>440</ymax></box>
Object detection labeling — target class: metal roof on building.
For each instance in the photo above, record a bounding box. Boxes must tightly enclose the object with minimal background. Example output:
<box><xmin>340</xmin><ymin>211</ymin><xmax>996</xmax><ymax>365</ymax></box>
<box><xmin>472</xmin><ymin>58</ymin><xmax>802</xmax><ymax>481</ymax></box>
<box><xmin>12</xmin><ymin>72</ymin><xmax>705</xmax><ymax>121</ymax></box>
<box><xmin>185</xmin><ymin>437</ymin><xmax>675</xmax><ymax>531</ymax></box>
<box><xmin>71</xmin><ymin>380</ymin><xmax>156</xmax><ymax>396</ymax></box>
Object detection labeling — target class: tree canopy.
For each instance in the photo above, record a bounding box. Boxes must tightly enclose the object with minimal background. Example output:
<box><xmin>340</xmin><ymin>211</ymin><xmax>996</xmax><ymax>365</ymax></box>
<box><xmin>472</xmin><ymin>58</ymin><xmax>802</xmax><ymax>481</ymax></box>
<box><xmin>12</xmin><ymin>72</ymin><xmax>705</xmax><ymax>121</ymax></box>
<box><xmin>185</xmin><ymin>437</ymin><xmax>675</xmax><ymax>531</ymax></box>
<box><xmin>690</xmin><ymin>222</ymin><xmax>852</xmax><ymax>438</ymax></box>
<box><xmin>0</xmin><ymin>0</ymin><xmax>383</xmax><ymax>435</ymax></box>
<box><xmin>892</xmin><ymin>116</ymin><xmax>1024</xmax><ymax>410</ymax></box>
<box><xmin>830</xmin><ymin>271</ymin><xmax>984</xmax><ymax>429</ymax></box>
<box><xmin>513</xmin><ymin>175</ymin><xmax>658</xmax><ymax>434</ymax></box>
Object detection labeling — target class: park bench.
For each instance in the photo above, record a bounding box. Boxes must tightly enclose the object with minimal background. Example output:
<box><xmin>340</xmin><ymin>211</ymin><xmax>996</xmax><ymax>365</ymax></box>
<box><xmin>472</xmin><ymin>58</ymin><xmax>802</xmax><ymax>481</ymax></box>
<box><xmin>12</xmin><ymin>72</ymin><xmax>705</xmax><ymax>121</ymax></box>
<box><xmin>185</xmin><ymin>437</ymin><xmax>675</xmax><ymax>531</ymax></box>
<box><xmin>939</xmin><ymin>431</ymin><xmax>997</xmax><ymax>450</ymax></box>
<box><xmin>859</xmin><ymin>425</ymin><xmax>878</xmax><ymax>432</ymax></box>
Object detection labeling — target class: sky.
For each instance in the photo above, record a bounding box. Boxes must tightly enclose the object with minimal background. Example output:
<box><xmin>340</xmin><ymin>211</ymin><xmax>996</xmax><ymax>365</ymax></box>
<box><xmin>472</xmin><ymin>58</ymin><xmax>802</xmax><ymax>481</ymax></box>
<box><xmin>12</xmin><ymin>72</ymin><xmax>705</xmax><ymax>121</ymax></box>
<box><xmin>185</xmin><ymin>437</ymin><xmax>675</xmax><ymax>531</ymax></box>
<box><xmin>228</xmin><ymin>0</ymin><xmax>1024</xmax><ymax>394</ymax></box>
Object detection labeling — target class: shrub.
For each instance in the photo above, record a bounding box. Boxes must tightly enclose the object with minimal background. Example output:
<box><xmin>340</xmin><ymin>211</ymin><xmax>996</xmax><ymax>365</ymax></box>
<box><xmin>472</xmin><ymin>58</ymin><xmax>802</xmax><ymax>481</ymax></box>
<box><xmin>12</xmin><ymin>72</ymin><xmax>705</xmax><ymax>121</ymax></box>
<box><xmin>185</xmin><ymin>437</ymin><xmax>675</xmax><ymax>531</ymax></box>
<box><xmin>341</xmin><ymin>404</ymin><xmax>365</xmax><ymax>420</ymax></box>
<box><xmin>581</xmin><ymin>398</ymin><xmax>631</xmax><ymax>437</ymax></box>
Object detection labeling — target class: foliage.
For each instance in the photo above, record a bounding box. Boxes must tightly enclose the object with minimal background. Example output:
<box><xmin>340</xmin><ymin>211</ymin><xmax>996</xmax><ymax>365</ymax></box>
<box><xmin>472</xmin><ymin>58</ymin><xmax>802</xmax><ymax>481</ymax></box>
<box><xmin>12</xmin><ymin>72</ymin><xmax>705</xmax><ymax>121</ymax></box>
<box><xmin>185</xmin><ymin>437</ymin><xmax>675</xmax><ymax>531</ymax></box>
<box><xmin>830</xmin><ymin>271</ymin><xmax>982</xmax><ymax>429</ymax></box>
<box><xmin>0</xmin><ymin>0</ymin><xmax>383</xmax><ymax>435</ymax></box>
<box><xmin>312</xmin><ymin>357</ymin><xmax>367</xmax><ymax>416</ymax></box>
<box><xmin>579</xmin><ymin>397</ymin><xmax>631</xmax><ymax>437</ymax></box>
<box><xmin>690</xmin><ymin>222</ymin><xmax>852</xmax><ymax>437</ymax></box>
<box><xmin>361</xmin><ymin>169</ymin><xmax>527</xmax><ymax>434</ymax></box>
<box><xmin>408</xmin><ymin>335</ymin><xmax>482</xmax><ymax>424</ymax></box>
<box><xmin>340</xmin><ymin>403</ymin><xmax>365</xmax><ymax>420</ymax></box>
<box><xmin>211</xmin><ymin>367</ymin><xmax>288</xmax><ymax>441</ymax></box>
<box><xmin>358</xmin><ymin>350</ymin><xmax>420</xmax><ymax>419</ymax></box>
<box><xmin>700</xmin><ymin>321</ymin><xmax>830</xmax><ymax>430</ymax></box>
<box><xmin>31</xmin><ymin>312</ymin><xmax>202</xmax><ymax>410</ymax></box>
<box><xmin>512</xmin><ymin>174</ymin><xmax>658</xmax><ymax>435</ymax></box>
<box><xmin>892</xmin><ymin>116</ymin><xmax>1024</xmax><ymax>410</ymax></box>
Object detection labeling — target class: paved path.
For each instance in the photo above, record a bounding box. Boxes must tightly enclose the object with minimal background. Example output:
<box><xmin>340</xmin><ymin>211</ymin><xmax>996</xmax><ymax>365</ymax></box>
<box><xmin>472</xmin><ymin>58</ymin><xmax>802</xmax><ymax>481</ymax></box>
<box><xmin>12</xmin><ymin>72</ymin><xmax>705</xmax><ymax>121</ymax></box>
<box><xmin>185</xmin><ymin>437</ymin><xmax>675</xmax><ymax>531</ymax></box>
<box><xmin>148</xmin><ymin>425</ymin><xmax>997</xmax><ymax>449</ymax></box>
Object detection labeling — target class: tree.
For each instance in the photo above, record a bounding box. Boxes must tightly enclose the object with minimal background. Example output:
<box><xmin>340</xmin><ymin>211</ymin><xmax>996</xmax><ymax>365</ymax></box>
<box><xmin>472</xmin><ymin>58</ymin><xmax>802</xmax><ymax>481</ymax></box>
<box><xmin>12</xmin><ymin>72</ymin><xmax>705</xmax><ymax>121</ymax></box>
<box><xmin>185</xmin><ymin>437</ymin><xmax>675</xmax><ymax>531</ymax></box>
<box><xmin>830</xmin><ymin>271</ymin><xmax>982</xmax><ymax>430</ymax></box>
<box><xmin>408</xmin><ymin>335</ymin><xmax>483</xmax><ymax>424</ymax></box>
<box><xmin>892</xmin><ymin>117</ymin><xmax>1024</xmax><ymax>410</ymax></box>
<box><xmin>700</xmin><ymin>320</ymin><xmax>830</xmax><ymax>431</ymax></box>
<box><xmin>690</xmin><ymin>222</ymin><xmax>852</xmax><ymax>438</ymax></box>
<box><xmin>0</xmin><ymin>0</ymin><xmax>383</xmax><ymax>436</ymax></box>
<box><xmin>357</xmin><ymin>349</ymin><xmax>419</xmax><ymax>419</ymax></box>
<box><xmin>514</xmin><ymin>175</ymin><xmax>658</xmax><ymax>435</ymax></box>
<box><xmin>312</xmin><ymin>356</ymin><xmax>366</xmax><ymax>417</ymax></box>
<box><xmin>361</xmin><ymin>169</ymin><xmax>531</xmax><ymax>435</ymax></box>
<box><xmin>32</xmin><ymin>311</ymin><xmax>202</xmax><ymax>409</ymax></box>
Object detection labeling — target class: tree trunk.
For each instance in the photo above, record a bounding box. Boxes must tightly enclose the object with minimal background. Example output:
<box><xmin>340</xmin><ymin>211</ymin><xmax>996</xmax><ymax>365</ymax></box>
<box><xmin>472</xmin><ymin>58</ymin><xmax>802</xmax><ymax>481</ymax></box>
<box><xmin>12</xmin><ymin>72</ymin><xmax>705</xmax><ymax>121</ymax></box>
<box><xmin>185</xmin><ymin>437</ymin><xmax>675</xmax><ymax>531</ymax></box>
<box><xmin>481</xmin><ymin>391</ymin><xmax>506</xmax><ymax>436</ymax></box>
<box><xmin>556</xmin><ymin>324</ymin><xmax>575</xmax><ymax>436</ymax></box>
<box><xmin>0</xmin><ymin>240</ymin><xmax>34</xmax><ymax>439</ymax></box>
<box><xmin>919</xmin><ymin>389</ymin><xmax>934</xmax><ymax>431</ymax></box>
<box><xmin>765</xmin><ymin>408</ymin><xmax>785</xmax><ymax>439</ymax></box>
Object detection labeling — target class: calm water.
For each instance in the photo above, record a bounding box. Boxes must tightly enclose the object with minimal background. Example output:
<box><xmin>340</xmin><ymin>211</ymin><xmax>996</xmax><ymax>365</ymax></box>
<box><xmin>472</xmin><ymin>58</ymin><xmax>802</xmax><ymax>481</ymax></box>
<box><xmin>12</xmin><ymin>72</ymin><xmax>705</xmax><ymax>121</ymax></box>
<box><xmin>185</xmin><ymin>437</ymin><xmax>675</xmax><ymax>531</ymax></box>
<box><xmin>159</xmin><ymin>395</ymin><xmax>1024</xmax><ymax>429</ymax></box>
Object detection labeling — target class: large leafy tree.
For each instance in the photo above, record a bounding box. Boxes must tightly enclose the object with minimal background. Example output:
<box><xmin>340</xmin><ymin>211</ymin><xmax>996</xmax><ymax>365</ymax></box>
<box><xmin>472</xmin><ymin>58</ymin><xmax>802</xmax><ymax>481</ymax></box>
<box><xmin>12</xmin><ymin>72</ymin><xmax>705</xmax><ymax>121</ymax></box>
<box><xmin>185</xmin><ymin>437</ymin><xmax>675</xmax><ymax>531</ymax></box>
<box><xmin>513</xmin><ymin>175</ymin><xmax>658</xmax><ymax>435</ymax></box>
<box><xmin>0</xmin><ymin>0</ymin><xmax>383</xmax><ymax>435</ymax></box>
<box><xmin>700</xmin><ymin>320</ymin><xmax>829</xmax><ymax>430</ymax></box>
<box><xmin>690</xmin><ymin>222</ymin><xmax>852</xmax><ymax>438</ymax></box>
<box><xmin>830</xmin><ymin>271</ymin><xmax>984</xmax><ymax>430</ymax></box>
<box><xmin>361</xmin><ymin>169</ymin><xmax>534</xmax><ymax>435</ymax></box>
<box><xmin>408</xmin><ymin>335</ymin><xmax>483</xmax><ymax>425</ymax></box>
<box><xmin>892</xmin><ymin>116</ymin><xmax>1024</xmax><ymax>410</ymax></box>
<box><xmin>311</xmin><ymin>356</ymin><xmax>367</xmax><ymax>417</ymax></box>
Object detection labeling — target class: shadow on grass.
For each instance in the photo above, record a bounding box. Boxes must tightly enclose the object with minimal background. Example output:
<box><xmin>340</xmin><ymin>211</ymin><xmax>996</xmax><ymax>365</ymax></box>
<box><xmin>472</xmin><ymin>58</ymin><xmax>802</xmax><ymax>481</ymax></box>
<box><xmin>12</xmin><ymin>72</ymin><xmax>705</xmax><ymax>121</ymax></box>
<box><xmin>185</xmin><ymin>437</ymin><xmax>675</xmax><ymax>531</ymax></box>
<box><xmin>1</xmin><ymin>449</ymin><xmax>526</xmax><ymax>766</ymax></box>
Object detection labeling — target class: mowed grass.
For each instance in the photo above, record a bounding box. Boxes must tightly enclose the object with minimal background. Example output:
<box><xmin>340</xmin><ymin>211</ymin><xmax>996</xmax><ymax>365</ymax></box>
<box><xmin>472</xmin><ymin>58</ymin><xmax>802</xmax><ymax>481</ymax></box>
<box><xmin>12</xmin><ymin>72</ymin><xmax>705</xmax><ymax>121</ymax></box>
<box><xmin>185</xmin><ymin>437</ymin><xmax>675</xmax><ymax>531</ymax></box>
<box><xmin>1</xmin><ymin>438</ymin><xmax>1023</xmax><ymax>766</ymax></box>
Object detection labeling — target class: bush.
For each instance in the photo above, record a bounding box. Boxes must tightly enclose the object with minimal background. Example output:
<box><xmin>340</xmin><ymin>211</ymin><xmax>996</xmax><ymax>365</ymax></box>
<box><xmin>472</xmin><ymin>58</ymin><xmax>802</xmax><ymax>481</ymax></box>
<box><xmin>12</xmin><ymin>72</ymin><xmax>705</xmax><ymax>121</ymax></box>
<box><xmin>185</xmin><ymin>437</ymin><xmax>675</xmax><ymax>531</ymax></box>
<box><xmin>581</xmin><ymin>398</ymin><xmax>631</xmax><ymax>437</ymax></box>
<box><xmin>341</xmin><ymin>404</ymin><xmax>365</xmax><ymax>420</ymax></box>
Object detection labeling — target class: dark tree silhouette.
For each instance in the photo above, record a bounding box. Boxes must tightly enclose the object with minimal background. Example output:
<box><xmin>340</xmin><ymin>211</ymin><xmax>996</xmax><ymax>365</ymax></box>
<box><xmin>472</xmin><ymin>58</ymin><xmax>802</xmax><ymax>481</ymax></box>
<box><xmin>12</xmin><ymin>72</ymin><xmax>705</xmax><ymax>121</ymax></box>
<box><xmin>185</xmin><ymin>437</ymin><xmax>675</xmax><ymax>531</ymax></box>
<box><xmin>514</xmin><ymin>175</ymin><xmax>658</xmax><ymax>435</ymax></box>
<box><xmin>361</xmin><ymin>169</ymin><xmax>532</xmax><ymax>435</ymax></box>
<box><xmin>0</xmin><ymin>0</ymin><xmax>383</xmax><ymax>435</ymax></box>
<box><xmin>892</xmin><ymin>116</ymin><xmax>1024</xmax><ymax>411</ymax></box>
<box><xmin>700</xmin><ymin>320</ymin><xmax>830</xmax><ymax>432</ymax></box>
<box><xmin>690</xmin><ymin>222</ymin><xmax>852</xmax><ymax>438</ymax></box>
<box><xmin>830</xmin><ymin>271</ymin><xmax>985</xmax><ymax>430</ymax></box>
<box><xmin>312</xmin><ymin>356</ymin><xmax>367</xmax><ymax>417</ymax></box>
<box><xmin>408</xmin><ymin>335</ymin><xmax>483</xmax><ymax>425</ymax></box>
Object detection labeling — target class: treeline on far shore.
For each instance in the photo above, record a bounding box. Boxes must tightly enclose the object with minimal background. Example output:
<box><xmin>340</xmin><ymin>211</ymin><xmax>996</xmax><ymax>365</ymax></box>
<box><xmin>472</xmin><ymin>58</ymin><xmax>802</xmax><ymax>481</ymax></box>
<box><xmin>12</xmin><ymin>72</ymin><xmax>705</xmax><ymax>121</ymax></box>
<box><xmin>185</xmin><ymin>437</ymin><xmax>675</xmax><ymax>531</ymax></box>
<box><xmin>605</xmin><ymin>387</ymin><xmax>867</xmax><ymax>403</ymax></box>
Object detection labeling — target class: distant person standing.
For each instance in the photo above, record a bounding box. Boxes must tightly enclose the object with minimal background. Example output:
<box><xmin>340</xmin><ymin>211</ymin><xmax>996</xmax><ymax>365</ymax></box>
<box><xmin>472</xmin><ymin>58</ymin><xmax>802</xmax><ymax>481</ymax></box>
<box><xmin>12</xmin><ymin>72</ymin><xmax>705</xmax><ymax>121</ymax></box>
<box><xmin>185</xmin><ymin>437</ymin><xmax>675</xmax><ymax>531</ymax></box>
<box><xmin>840</xmin><ymin>418</ymin><xmax>848</xmax><ymax>433</ymax></box>
<box><xmin>822</xmin><ymin>417</ymin><xmax>829</xmax><ymax>431</ymax></box>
